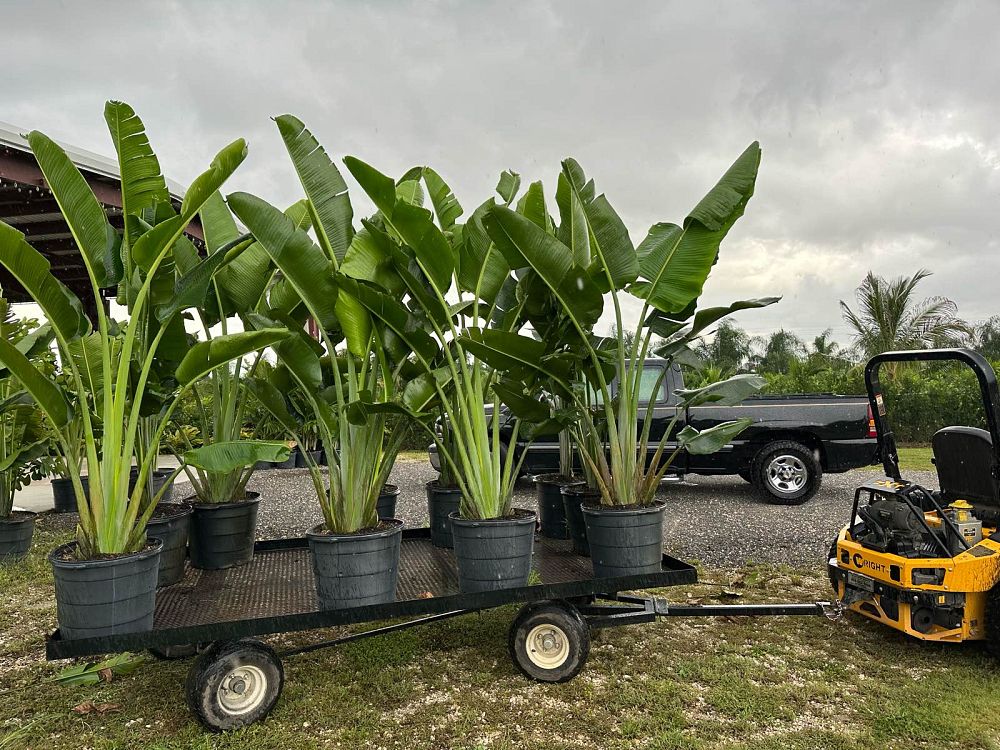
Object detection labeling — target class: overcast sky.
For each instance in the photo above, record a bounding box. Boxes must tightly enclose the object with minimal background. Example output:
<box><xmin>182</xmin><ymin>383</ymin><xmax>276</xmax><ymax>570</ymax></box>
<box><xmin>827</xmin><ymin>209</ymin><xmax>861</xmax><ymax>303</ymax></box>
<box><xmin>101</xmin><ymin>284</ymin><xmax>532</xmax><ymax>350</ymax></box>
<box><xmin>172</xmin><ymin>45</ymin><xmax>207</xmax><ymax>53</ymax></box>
<box><xmin>4</xmin><ymin>0</ymin><xmax>999</xmax><ymax>347</ymax></box>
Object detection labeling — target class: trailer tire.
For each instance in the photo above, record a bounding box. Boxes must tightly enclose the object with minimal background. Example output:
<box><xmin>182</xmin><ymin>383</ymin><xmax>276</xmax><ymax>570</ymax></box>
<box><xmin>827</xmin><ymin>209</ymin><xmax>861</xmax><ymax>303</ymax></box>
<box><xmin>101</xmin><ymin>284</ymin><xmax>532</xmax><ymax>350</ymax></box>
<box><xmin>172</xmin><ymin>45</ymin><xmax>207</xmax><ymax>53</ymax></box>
<box><xmin>752</xmin><ymin>440</ymin><xmax>822</xmax><ymax>505</ymax></box>
<box><xmin>509</xmin><ymin>601</ymin><xmax>590</xmax><ymax>683</ymax></box>
<box><xmin>185</xmin><ymin>639</ymin><xmax>284</xmax><ymax>732</ymax></box>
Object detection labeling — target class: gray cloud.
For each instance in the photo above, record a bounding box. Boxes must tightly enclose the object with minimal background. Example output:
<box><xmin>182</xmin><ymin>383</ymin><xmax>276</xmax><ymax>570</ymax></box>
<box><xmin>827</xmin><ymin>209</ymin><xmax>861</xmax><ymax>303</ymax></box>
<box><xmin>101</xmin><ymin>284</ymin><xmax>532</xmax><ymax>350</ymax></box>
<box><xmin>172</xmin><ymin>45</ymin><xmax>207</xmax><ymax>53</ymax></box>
<box><xmin>3</xmin><ymin>0</ymin><xmax>998</xmax><ymax>344</ymax></box>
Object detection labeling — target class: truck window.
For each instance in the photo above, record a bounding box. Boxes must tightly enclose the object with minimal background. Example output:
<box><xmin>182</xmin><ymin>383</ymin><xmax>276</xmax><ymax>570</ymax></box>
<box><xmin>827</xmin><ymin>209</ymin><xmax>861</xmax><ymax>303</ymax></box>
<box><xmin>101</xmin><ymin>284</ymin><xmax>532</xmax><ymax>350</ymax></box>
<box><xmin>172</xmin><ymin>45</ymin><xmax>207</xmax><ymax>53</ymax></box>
<box><xmin>638</xmin><ymin>366</ymin><xmax>666</xmax><ymax>404</ymax></box>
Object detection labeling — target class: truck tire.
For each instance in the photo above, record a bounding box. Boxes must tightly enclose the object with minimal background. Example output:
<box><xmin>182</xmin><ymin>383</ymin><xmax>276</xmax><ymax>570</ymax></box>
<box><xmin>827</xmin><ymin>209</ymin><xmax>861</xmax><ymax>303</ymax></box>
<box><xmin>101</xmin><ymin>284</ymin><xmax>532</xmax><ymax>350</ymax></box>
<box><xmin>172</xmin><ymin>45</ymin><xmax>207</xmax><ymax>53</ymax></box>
<box><xmin>751</xmin><ymin>440</ymin><xmax>822</xmax><ymax>505</ymax></box>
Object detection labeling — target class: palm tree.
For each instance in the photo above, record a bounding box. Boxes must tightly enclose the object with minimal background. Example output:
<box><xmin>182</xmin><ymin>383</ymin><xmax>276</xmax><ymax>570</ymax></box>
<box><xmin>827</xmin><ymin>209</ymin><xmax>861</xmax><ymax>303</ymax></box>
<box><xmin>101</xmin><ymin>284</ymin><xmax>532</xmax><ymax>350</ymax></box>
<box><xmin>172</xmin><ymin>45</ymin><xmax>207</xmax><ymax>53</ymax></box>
<box><xmin>694</xmin><ymin>320</ymin><xmax>754</xmax><ymax>373</ymax></box>
<box><xmin>840</xmin><ymin>270</ymin><xmax>970</xmax><ymax>363</ymax></box>
<box><xmin>751</xmin><ymin>329</ymin><xmax>806</xmax><ymax>374</ymax></box>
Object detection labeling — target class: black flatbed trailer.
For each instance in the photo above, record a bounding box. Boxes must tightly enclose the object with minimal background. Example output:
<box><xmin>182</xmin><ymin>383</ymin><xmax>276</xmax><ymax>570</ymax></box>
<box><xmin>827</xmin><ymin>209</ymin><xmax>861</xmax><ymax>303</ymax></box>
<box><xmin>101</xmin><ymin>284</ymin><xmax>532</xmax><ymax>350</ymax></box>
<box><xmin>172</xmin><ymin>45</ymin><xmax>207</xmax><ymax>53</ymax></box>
<box><xmin>45</xmin><ymin>528</ymin><xmax>831</xmax><ymax>732</ymax></box>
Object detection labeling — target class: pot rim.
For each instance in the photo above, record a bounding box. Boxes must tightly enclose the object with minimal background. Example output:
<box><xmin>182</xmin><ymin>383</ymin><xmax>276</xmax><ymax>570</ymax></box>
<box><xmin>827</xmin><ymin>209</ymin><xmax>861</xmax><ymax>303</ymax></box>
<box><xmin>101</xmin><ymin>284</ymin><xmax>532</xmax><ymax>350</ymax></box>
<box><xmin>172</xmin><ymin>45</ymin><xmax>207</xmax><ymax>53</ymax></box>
<box><xmin>306</xmin><ymin>518</ymin><xmax>404</xmax><ymax>542</ymax></box>
<box><xmin>560</xmin><ymin>484</ymin><xmax>602</xmax><ymax>497</ymax></box>
<box><xmin>0</xmin><ymin>510</ymin><xmax>37</xmax><ymax>525</ymax></box>
<box><xmin>51</xmin><ymin>475</ymin><xmax>88</xmax><ymax>484</ymax></box>
<box><xmin>49</xmin><ymin>537</ymin><xmax>163</xmax><ymax>569</ymax></box>
<box><xmin>534</xmin><ymin>473</ymin><xmax>585</xmax><ymax>487</ymax></box>
<box><xmin>426</xmin><ymin>479</ymin><xmax>463</xmax><ymax>494</ymax></box>
<box><xmin>581</xmin><ymin>499</ymin><xmax>667</xmax><ymax>515</ymax></box>
<box><xmin>186</xmin><ymin>491</ymin><xmax>261</xmax><ymax>510</ymax></box>
<box><xmin>146</xmin><ymin>502</ymin><xmax>194</xmax><ymax>523</ymax></box>
<box><xmin>380</xmin><ymin>483</ymin><xmax>401</xmax><ymax>497</ymax></box>
<box><xmin>449</xmin><ymin>509</ymin><xmax>536</xmax><ymax>527</ymax></box>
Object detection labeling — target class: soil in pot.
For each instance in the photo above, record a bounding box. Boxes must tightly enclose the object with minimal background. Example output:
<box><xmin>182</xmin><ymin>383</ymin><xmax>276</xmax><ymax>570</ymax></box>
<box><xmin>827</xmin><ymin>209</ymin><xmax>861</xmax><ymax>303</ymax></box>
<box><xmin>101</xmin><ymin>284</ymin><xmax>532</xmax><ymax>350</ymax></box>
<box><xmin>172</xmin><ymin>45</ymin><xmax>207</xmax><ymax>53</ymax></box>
<box><xmin>295</xmin><ymin>449</ymin><xmax>323</xmax><ymax>468</ymax></box>
<box><xmin>561</xmin><ymin>485</ymin><xmax>600</xmax><ymax>556</ymax></box>
<box><xmin>146</xmin><ymin>503</ymin><xmax>192</xmax><ymax>588</ymax></box>
<box><xmin>52</xmin><ymin>476</ymin><xmax>88</xmax><ymax>514</ymax></box>
<box><xmin>307</xmin><ymin>519</ymin><xmax>403</xmax><ymax>609</ymax></box>
<box><xmin>0</xmin><ymin>511</ymin><xmax>35</xmax><ymax>562</ymax></box>
<box><xmin>534</xmin><ymin>474</ymin><xmax>584</xmax><ymax>539</ymax></box>
<box><xmin>449</xmin><ymin>509</ymin><xmax>536</xmax><ymax>593</ymax></box>
<box><xmin>188</xmin><ymin>492</ymin><xmax>260</xmax><ymax>570</ymax></box>
<box><xmin>426</xmin><ymin>480</ymin><xmax>462</xmax><ymax>548</ymax></box>
<box><xmin>377</xmin><ymin>484</ymin><xmax>400</xmax><ymax>520</ymax></box>
<box><xmin>582</xmin><ymin>500</ymin><xmax>667</xmax><ymax>578</ymax></box>
<box><xmin>50</xmin><ymin>539</ymin><xmax>162</xmax><ymax>639</ymax></box>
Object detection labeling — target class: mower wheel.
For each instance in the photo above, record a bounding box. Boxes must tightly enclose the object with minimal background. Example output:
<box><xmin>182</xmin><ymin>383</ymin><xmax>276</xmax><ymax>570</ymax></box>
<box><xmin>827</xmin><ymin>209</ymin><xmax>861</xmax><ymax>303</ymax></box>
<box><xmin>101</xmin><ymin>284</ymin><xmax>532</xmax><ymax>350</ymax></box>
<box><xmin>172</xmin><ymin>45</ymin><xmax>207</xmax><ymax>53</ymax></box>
<box><xmin>752</xmin><ymin>440</ymin><xmax>822</xmax><ymax>505</ymax></box>
<box><xmin>985</xmin><ymin>586</ymin><xmax>1000</xmax><ymax>659</ymax></box>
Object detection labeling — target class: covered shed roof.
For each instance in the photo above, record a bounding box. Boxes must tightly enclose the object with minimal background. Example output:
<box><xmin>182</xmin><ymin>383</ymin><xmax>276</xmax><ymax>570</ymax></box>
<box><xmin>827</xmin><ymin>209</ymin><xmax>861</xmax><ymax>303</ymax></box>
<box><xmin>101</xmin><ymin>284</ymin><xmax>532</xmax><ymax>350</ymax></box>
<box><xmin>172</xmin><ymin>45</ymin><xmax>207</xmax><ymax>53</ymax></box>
<box><xmin>0</xmin><ymin>122</ymin><xmax>202</xmax><ymax>307</ymax></box>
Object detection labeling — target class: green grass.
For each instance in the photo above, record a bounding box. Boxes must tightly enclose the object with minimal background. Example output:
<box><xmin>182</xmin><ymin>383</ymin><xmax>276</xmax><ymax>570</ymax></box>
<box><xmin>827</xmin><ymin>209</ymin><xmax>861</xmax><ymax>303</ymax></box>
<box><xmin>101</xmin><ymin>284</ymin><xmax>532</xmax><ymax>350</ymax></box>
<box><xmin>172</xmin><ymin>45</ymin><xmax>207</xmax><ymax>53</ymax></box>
<box><xmin>863</xmin><ymin>445</ymin><xmax>933</xmax><ymax>473</ymax></box>
<box><xmin>3</xmin><ymin>516</ymin><xmax>1000</xmax><ymax>749</ymax></box>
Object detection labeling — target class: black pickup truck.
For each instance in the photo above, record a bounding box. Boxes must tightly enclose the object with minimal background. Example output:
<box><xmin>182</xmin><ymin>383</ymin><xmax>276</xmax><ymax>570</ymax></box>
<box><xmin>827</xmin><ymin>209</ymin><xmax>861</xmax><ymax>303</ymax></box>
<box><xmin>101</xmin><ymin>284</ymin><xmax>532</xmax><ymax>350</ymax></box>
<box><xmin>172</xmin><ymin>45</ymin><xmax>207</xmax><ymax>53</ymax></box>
<box><xmin>430</xmin><ymin>359</ymin><xmax>878</xmax><ymax>504</ymax></box>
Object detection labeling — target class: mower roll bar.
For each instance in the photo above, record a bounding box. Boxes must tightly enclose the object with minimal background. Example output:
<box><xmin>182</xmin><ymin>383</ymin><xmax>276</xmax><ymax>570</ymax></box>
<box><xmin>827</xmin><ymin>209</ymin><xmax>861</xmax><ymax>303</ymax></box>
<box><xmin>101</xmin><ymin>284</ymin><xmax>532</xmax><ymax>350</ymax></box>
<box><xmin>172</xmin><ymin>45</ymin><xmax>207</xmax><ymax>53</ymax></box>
<box><xmin>864</xmin><ymin>348</ymin><xmax>1000</xmax><ymax>481</ymax></box>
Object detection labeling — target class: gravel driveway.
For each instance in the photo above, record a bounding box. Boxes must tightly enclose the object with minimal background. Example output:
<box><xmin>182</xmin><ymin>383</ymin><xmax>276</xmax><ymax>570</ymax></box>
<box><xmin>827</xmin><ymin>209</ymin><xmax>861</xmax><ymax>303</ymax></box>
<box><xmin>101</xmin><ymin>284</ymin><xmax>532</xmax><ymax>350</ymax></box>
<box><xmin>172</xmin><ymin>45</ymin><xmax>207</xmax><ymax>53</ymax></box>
<box><xmin>188</xmin><ymin>458</ymin><xmax>933</xmax><ymax>570</ymax></box>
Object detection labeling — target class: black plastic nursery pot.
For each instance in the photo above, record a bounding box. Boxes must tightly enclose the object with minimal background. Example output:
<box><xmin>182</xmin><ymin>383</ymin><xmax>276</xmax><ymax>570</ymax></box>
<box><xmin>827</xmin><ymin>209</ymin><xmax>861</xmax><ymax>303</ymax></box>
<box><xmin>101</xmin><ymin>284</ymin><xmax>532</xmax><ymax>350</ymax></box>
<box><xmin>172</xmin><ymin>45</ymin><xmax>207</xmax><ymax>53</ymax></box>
<box><xmin>376</xmin><ymin>484</ymin><xmax>400</xmax><ymax>520</ymax></box>
<box><xmin>252</xmin><ymin>460</ymin><xmax>271</xmax><ymax>470</ymax></box>
<box><xmin>561</xmin><ymin>485</ymin><xmax>600</xmax><ymax>556</ymax></box>
<box><xmin>50</xmin><ymin>539</ymin><xmax>162</xmax><ymax>640</ymax></box>
<box><xmin>426</xmin><ymin>480</ymin><xmax>462</xmax><ymax>548</ymax></box>
<box><xmin>188</xmin><ymin>493</ymin><xmax>260</xmax><ymax>570</ymax></box>
<box><xmin>449</xmin><ymin>510</ymin><xmax>536</xmax><ymax>593</ymax></box>
<box><xmin>535</xmin><ymin>474</ymin><xmax>584</xmax><ymax>539</ymax></box>
<box><xmin>145</xmin><ymin>503</ymin><xmax>192</xmax><ymax>588</ymax></box>
<box><xmin>295</xmin><ymin>449</ymin><xmax>323</xmax><ymax>468</ymax></box>
<box><xmin>273</xmin><ymin>452</ymin><xmax>297</xmax><ymax>470</ymax></box>
<box><xmin>306</xmin><ymin>519</ymin><xmax>403</xmax><ymax>610</ymax></box>
<box><xmin>582</xmin><ymin>500</ymin><xmax>667</xmax><ymax>578</ymax></box>
<box><xmin>129</xmin><ymin>468</ymin><xmax>174</xmax><ymax>505</ymax></box>
<box><xmin>0</xmin><ymin>511</ymin><xmax>35</xmax><ymax>562</ymax></box>
<box><xmin>52</xmin><ymin>476</ymin><xmax>88</xmax><ymax>514</ymax></box>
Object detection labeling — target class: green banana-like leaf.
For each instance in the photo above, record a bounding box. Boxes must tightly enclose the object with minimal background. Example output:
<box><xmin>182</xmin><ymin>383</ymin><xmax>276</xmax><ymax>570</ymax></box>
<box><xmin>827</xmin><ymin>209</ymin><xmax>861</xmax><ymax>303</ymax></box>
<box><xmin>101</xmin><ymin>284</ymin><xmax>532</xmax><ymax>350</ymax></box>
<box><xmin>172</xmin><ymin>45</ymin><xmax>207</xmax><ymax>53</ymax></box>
<box><xmin>555</xmin><ymin>172</ymin><xmax>590</xmax><ymax>267</ymax></box>
<box><xmin>630</xmin><ymin>142</ymin><xmax>761</xmax><ymax>313</ymax></box>
<box><xmin>184</xmin><ymin>440</ymin><xmax>290</xmax><ymax>472</ymax></box>
<box><xmin>275</xmin><ymin>115</ymin><xmax>354</xmax><ymax>261</ymax></box>
<box><xmin>219</xmin><ymin>199</ymin><xmax>308</xmax><ymax>313</ymax></box>
<box><xmin>180</xmin><ymin>139</ymin><xmax>248</xmax><ymax>223</ymax></box>
<box><xmin>344</xmin><ymin>156</ymin><xmax>455</xmax><ymax>294</ymax></box>
<box><xmin>13</xmin><ymin>322</ymin><xmax>54</xmax><ymax>359</ymax></box>
<box><xmin>228</xmin><ymin>192</ymin><xmax>340</xmax><ymax>331</ymax></box>
<box><xmin>131</xmin><ymin>215</ymin><xmax>185</xmax><ymax>271</ymax></box>
<box><xmin>0</xmin><ymin>436</ymin><xmax>50</xmax><ymax>473</ymax></box>
<box><xmin>496</xmin><ymin>170</ymin><xmax>521</xmax><ymax>205</ymax></box>
<box><xmin>483</xmin><ymin>205</ymin><xmax>603</xmax><ymax>328</ymax></box>
<box><xmin>0</xmin><ymin>223</ymin><xmax>89</xmax><ymax>342</ymax></box>
<box><xmin>154</xmin><ymin>240</ymin><xmax>236</xmax><ymax>322</ymax></box>
<box><xmin>341</xmin><ymin>221</ymin><xmax>405</xmax><ymax>297</ymax></box>
<box><xmin>492</xmin><ymin>380</ymin><xmax>549</xmax><ymax>421</ymax></box>
<box><xmin>423</xmin><ymin>167</ymin><xmax>463</xmax><ymax>230</ymax></box>
<box><xmin>104</xmin><ymin>101</ymin><xmax>169</xmax><ymax>220</ymax></box>
<box><xmin>65</xmin><ymin>332</ymin><xmax>115</xmax><ymax>410</ymax></box>
<box><xmin>401</xmin><ymin>368</ymin><xmax>452</xmax><ymax>414</ymax></box>
<box><xmin>688</xmin><ymin>297</ymin><xmax>781</xmax><ymax>337</ymax></box>
<box><xmin>0</xmin><ymin>338</ymin><xmax>71</xmax><ymax>428</ymax></box>
<box><xmin>516</xmin><ymin>181</ymin><xmax>553</xmax><ymax>233</ymax></box>
<box><xmin>244</xmin><ymin>377</ymin><xmax>300</xmax><ymax>435</ymax></box>
<box><xmin>677</xmin><ymin>373</ymin><xmax>765</xmax><ymax>407</ymax></box>
<box><xmin>175</xmin><ymin>328</ymin><xmax>288</xmax><ymax>386</ymax></box>
<box><xmin>336</xmin><ymin>276</ymin><xmax>439</xmax><ymax>364</ymax></box>
<box><xmin>199</xmin><ymin>190</ymin><xmax>241</xmax><ymax>253</ymax></box>
<box><xmin>28</xmin><ymin>130</ymin><xmax>121</xmax><ymax>287</ymax></box>
<box><xmin>458</xmin><ymin>200</ymin><xmax>510</xmax><ymax>306</ymax></box>
<box><xmin>560</xmin><ymin>158</ymin><xmax>637</xmax><ymax>290</ymax></box>
<box><xmin>678</xmin><ymin>419</ymin><xmax>753</xmax><ymax>455</ymax></box>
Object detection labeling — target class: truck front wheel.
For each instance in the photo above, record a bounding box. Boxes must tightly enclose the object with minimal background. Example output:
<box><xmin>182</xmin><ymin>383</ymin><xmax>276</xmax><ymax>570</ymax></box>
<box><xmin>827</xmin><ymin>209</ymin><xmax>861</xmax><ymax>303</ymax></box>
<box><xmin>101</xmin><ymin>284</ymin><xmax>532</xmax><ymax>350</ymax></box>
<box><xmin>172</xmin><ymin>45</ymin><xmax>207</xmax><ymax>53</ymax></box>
<box><xmin>751</xmin><ymin>440</ymin><xmax>822</xmax><ymax>505</ymax></box>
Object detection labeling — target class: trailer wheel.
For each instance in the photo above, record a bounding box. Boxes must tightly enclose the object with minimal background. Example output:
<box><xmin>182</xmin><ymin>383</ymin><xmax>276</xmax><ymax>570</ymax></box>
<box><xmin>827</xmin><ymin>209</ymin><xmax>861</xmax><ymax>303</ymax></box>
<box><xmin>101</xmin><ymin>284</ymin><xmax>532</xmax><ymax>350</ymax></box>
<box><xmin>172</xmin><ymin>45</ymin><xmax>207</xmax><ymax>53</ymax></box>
<box><xmin>752</xmin><ymin>440</ymin><xmax>822</xmax><ymax>505</ymax></box>
<box><xmin>185</xmin><ymin>639</ymin><xmax>284</xmax><ymax>732</ymax></box>
<box><xmin>509</xmin><ymin>601</ymin><xmax>590</xmax><ymax>683</ymax></box>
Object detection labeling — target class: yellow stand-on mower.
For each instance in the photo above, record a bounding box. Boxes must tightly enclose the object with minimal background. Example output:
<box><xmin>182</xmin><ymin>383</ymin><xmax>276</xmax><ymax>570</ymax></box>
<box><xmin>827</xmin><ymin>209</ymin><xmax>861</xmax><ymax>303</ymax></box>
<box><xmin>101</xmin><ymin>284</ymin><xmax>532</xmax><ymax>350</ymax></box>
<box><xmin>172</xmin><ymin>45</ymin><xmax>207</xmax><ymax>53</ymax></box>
<box><xmin>829</xmin><ymin>348</ymin><xmax>1000</xmax><ymax>651</ymax></box>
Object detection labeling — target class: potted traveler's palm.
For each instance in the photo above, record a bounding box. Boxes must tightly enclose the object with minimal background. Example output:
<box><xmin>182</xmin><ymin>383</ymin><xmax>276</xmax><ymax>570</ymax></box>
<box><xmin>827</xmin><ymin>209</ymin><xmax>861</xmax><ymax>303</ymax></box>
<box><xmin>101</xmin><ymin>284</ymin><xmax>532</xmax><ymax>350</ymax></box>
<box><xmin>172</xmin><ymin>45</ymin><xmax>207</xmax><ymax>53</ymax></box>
<box><xmin>0</xmin><ymin>304</ymin><xmax>56</xmax><ymax>561</ymax></box>
<box><xmin>481</xmin><ymin>147</ymin><xmax>778</xmax><ymax>577</ymax></box>
<box><xmin>229</xmin><ymin>115</ymin><xmax>427</xmax><ymax>609</ymax></box>
<box><xmin>336</xmin><ymin>159</ymin><xmax>558</xmax><ymax>593</ymax></box>
<box><xmin>166</xmin><ymin>194</ymin><xmax>309</xmax><ymax>571</ymax></box>
<box><xmin>0</xmin><ymin>105</ymin><xmax>289</xmax><ymax>638</ymax></box>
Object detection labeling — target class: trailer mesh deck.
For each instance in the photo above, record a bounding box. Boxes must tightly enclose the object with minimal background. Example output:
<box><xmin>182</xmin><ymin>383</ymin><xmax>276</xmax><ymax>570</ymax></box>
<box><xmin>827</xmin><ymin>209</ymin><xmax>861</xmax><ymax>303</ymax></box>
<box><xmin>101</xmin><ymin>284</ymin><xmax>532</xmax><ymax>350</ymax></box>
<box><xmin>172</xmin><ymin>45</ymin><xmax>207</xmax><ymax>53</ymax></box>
<box><xmin>156</xmin><ymin>535</ymin><xmax>600</xmax><ymax>630</ymax></box>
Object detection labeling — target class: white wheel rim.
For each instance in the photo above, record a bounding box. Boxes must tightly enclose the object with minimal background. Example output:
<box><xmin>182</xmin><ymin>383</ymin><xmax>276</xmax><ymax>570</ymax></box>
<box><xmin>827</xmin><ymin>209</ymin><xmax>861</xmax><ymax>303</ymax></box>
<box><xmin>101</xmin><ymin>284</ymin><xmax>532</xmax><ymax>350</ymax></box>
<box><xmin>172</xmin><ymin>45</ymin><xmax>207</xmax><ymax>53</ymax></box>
<box><xmin>766</xmin><ymin>454</ymin><xmax>807</xmax><ymax>494</ymax></box>
<box><xmin>217</xmin><ymin>664</ymin><xmax>267</xmax><ymax>715</ymax></box>
<box><xmin>525</xmin><ymin>624</ymin><xmax>570</xmax><ymax>669</ymax></box>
